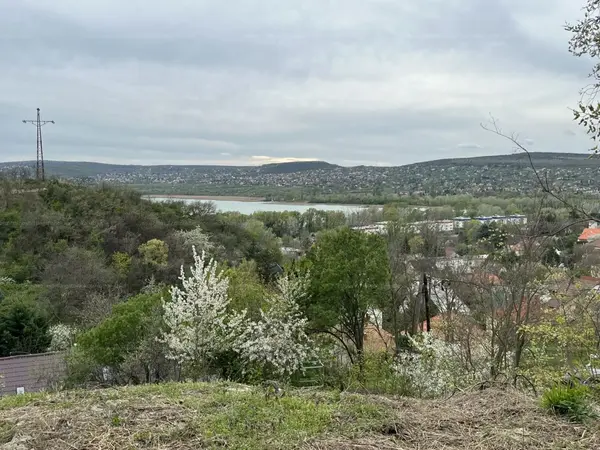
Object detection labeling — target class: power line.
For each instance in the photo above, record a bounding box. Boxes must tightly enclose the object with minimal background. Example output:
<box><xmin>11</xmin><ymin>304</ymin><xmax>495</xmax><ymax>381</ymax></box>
<box><xmin>22</xmin><ymin>108</ymin><xmax>55</xmax><ymax>181</ymax></box>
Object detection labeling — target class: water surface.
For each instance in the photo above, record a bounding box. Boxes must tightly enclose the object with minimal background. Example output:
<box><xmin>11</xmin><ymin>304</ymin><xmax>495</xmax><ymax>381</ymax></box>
<box><xmin>147</xmin><ymin>197</ymin><xmax>366</xmax><ymax>214</ymax></box>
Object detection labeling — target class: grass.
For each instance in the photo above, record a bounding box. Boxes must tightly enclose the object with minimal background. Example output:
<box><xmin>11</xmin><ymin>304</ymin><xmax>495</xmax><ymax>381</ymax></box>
<box><xmin>1</xmin><ymin>382</ymin><xmax>600</xmax><ymax>449</ymax></box>
<box><xmin>541</xmin><ymin>384</ymin><xmax>597</xmax><ymax>422</ymax></box>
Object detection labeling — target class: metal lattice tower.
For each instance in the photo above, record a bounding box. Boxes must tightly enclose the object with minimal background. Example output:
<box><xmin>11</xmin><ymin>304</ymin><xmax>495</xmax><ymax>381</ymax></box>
<box><xmin>22</xmin><ymin>108</ymin><xmax>55</xmax><ymax>181</ymax></box>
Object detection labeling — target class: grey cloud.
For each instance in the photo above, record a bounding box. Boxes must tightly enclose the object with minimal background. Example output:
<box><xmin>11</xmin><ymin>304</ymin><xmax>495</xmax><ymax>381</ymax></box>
<box><xmin>0</xmin><ymin>0</ymin><xmax>594</xmax><ymax>166</ymax></box>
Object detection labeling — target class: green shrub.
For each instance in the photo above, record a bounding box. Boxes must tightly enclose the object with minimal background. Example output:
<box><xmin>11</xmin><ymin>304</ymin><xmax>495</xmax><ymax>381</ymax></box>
<box><xmin>541</xmin><ymin>384</ymin><xmax>596</xmax><ymax>422</ymax></box>
<box><xmin>346</xmin><ymin>352</ymin><xmax>412</xmax><ymax>396</ymax></box>
<box><xmin>0</xmin><ymin>301</ymin><xmax>51</xmax><ymax>357</ymax></box>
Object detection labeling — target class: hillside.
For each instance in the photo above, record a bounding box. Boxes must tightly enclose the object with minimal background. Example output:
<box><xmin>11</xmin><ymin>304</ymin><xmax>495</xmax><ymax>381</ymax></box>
<box><xmin>0</xmin><ymin>160</ymin><xmax>338</xmax><ymax>178</ymax></box>
<box><xmin>411</xmin><ymin>152</ymin><xmax>597</xmax><ymax>168</ymax></box>
<box><xmin>1</xmin><ymin>382</ymin><xmax>598</xmax><ymax>449</ymax></box>
<box><xmin>258</xmin><ymin>161</ymin><xmax>339</xmax><ymax>174</ymax></box>
<box><xmin>2</xmin><ymin>152</ymin><xmax>599</xmax><ymax>199</ymax></box>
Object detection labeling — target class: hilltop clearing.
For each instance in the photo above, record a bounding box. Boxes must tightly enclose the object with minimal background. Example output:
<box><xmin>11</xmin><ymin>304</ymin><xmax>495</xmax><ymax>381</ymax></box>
<box><xmin>0</xmin><ymin>382</ymin><xmax>598</xmax><ymax>449</ymax></box>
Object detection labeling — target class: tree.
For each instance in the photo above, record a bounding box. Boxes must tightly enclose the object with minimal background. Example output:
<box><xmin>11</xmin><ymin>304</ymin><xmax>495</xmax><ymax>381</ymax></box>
<box><xmin>76</xmin><ymin>291</ymin><xmax>166</xmax><ymax>384</ymax></box>
<box><xmin>175</xmin><ymin>226</ymin><xmax>212</xmax><ymax>253</ymax></box>
<box><xmin>111</xmin><ymin>252</ymin><xmax>132</xmax><ymax>279</ymax></box>
<box><xmin>232</xmin><ymin>273</ymin><xmax>316</xmax><ymax>379</ymax></box>
<box><xmin>0</xmin><ymin>302</ymin><xmax>51</xmax><ymax>357</ymax></box>
<box><xmin>384</xmin><ymin>222</ymin><xmax>423</xmax><ymax>348</ymax></box>
<box><xmin>225</xmin><ymin>260</ymin><xmax>267</xmax><ymax>317</ymax></box>
<box><xmin>138</xmin><ymin>239</ymin><xmax>169</xmax><ymax>267</ymax></box>
<box><xmin>41</xmin><ymin>247</ymin><xmax>119</xmax><ymax>323</ymax></box>
<box><xmin>304</xmin><ymin>227</ymin><xmax>389</xmax><ymax>365</ymax></box>
<box><xmin>567</xmin><ymin>1</ymin><xmax>600</xmax><ymax>151</ymax></box>
<box><xmin>243</xmin><ymin>219</ymin><xmax>283</xmax><ymax>282</ymax></box>
<box><xmin>159</xmin><ymin>247</ymin><xmax>234</xmax><ymax>380</ymax></box>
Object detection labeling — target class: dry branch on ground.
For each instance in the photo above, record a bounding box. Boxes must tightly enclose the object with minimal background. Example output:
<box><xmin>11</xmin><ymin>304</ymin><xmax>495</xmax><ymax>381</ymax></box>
<box><xmin>0</xmin><ymin>383</ymin><xmax>598</xmax><ymax>450</ymax></box>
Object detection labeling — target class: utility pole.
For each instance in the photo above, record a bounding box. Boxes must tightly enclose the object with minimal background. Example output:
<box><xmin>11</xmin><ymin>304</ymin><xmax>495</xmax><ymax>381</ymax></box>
<box><xmin>422</xmin><ymin>273</ymin><xmax>431</xmax><ymax>332</ymax></box>
<box><xmin>22</xmin><ymin>108</ymin><xmax>54</xmax><ymax>181</ymax></box>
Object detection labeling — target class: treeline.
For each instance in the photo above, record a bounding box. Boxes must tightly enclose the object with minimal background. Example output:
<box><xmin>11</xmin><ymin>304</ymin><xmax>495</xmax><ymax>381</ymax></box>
<box><xmin>0</xmin><ymin>178</ymin><xmax>597</xmax><ymax>400</ymax></box>
<box><xmin>0</xmin><ymin>179</ymin><xmax>355</xmax><ymax>355</ymax></box>
<box><xmin>134</xmin><ymin>182</ymin><xmax>599</xmax><ymax>217</ymax></box>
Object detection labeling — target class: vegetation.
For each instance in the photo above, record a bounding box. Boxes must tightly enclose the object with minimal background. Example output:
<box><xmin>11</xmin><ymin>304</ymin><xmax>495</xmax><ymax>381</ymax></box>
<box><xmin>3</xmin><ymin>152</ymin><xmax>600</xmax><ymax>204</ymax></box>
<box><xmin>541</xmin><ymin>384</ymin><xmax>596</xmax><ymax>423</ymax></box>
<box><xmin>1</xmin><ymin>382</ymin><xmax>600</xmax><ymax>449</ymax></box>
<box><xmin>4</xmin><ymin>4</ymin><xmax>600</xmax><ymax>448</ymax></box>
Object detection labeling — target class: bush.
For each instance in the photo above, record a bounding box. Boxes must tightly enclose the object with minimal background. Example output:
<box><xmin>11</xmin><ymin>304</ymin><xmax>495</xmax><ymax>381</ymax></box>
<box><xmin>395</xmin><ymin>332</ymin><xmax>491</xmax><ymax>398</ymax></box>
<box><xmin>73</xmin><ymin>291</ymin><xmax>170</xmax><ymax>384</ymax></box>
<box><xmin>347</xmin><ymin>352</ymin><xmax>412</xmax><ymax>395</ymax></box>
<box><xmin>0</xmin><ymin>301</ymin><xmax>51</xmax><ymax>357</ymax></box>
<box><xmin>541</xmin><ymin>384</ymin><xmax>596</xmax><ymax>422</ymax></box>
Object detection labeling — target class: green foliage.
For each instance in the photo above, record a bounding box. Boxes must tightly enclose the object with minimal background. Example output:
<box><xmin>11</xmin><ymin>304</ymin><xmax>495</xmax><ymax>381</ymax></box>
<box><xmin>305</xmin><ymin>227</ymin><xmax>389</xmax><ymax>360</ymax></box>
<box><xmin>345</xmin><ymin>352</ymin><xmax>412</xmax><ymax>395</ymax></box>
<box><xmin>567</xmin><ymin>2</ymin><xmax>600</xmax><ymax>151</ymax></box>
<box><xmin>76</xmin><ymin>291</ymin><xmax>164</xmax><ymax>368</ymax></box>
<box><xmin>541</xmin><ymin>384</ymin><xmax>595</xmax><ymax>422</ymax></box>
<box><xmin>0</xmin><ymin>301</ymin><xmax>51</xmax><ymax>357</ymax></box>
<box><xmin>41</xmin><ymin>246</ymin><xmax>119</xmax><ymax>322</ymax></box>
<box><xmin>225</xmin><ymin>260</ymin><xmax>268</xmax><ymax>317</ymax></box>
<box><xmin>138</xmin><ymin>239</ymin><xmax>169</xmax><ymax>267</ymax></box>
<box><xmin>111</xmin><ymin>252</ymin><xmax>132</xmax><ymax>278</ymax></box>
<box><xmin>520</xmin><ymin>301</ymin><xmax>600</xmax><ymax>389</ymax></box>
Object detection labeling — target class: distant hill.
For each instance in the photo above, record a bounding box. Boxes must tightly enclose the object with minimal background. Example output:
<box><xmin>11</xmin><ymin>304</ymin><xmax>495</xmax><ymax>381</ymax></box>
<box><xmin>0</xmin><ymin>159</ymin><xmax>339</xmax><ymax>178</ymax></box>
<box><xmin>1</xmin><ymin>153</ymin><xmax>595</xmax><ymax>176</ymax></box>
<box><xmin>408</xmin><ymin>152</ymin><xmax>597</xmax><ymax>168</ymax></box>
<box><xmin>1</xmin><ymin>152</ymin><xmax>599</xmax><ymax>198</ymax></box>
<box><xmin>258</xmin><ymin>161</ymin><xmax>339</xmax><ymax>174</ymax></box>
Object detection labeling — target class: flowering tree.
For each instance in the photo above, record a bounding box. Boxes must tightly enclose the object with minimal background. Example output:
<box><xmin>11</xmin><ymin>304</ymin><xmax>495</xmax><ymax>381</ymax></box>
<box><xmin>176</xmin><ymin>226</ymin><xmax>213</xmax><ymax>253</ymax></box>
<box><xmin>160</xmin><ymin>247</ymin><xmax>233</xmax><ymax>379</ymax></box>
<box><xmin>232</xmin><ymin>273</ymin><xmax>317</xmax><ymax>379</ymax></box>
<box><xmin>48</xmin><ymin>324</ymin><xmax>79</xmax><ymax>352</ymax></box>
<box><xmin>395</xmin><ymin>332</ymin><xmax>493</xmax><ymax>398</ymax></box>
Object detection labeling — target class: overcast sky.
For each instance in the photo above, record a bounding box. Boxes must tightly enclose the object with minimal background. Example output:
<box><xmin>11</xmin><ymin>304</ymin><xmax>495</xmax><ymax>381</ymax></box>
<box><xmin>0</xmin><ymin>0</ymin><xmax>595</xmax><ymax>166</ymax></box>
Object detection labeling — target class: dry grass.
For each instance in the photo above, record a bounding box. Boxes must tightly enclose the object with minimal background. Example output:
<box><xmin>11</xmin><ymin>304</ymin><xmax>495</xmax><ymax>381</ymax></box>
<box><xmin>0</xmin><ymin>382</ymin><xmax>598</xmax><ymax>449</ymax></box>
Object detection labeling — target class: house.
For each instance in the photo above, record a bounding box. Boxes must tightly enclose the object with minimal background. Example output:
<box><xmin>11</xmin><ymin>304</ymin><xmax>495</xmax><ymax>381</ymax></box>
<box><xmin>578</xmin><ymin>228</ymin><xmax>600</xmax><ymax>243</ymax></box>
<box><xmin>409</xmin><ymin>220</ymin><xmax>454</xmax><ymax>233</ymax></box>
<box><xmin>454</xmin><ymin>215</ymin><xmax>527</xmax><ymax>228</ymax></box>
<box><xmin>453</xmin><ymin>217</ymin><xmax>472</xmax><ymax>229</ymax></box>
<box><xmin>363</xmin><ymin>324</ymin><xmax>395</xmax><ymax>353</ymax></box>
<box><xmin>0</xmin><ymin>352</ymin><xmax>66</xmax><ymax>396</ymax></box>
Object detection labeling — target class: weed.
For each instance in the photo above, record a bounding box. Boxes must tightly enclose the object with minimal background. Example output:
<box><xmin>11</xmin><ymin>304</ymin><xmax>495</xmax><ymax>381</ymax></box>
<box><xmin>111</xmin><ymin>415</ymin><xmax>122</xmax><ymax>427</ymax></box>
<box><xmin>541</xmin><ymin>384</ymin><xmax>596</xmax><ymax>422</ymax></box>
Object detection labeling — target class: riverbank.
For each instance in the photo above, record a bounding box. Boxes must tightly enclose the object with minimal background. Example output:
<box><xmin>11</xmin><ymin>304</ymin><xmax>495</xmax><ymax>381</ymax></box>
<box><xmin>142</xmin><ymin>194</ymin><xmax>266</xmax><ymax>202</ymax></box>
<box><xmin>143</xmin><ymin>194</ymin><xmax>376</xmax><ymax>208</ymax></box>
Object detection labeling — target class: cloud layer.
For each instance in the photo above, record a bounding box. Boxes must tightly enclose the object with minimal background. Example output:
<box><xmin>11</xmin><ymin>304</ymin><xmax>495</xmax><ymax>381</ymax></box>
<box><xmin>0</xmin><ymin>0</ymin><xmax>594</xmax><ymax>166</ymax></box>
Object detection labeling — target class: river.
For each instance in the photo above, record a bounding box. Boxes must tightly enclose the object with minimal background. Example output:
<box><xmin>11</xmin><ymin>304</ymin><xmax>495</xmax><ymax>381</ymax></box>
<box><xmin>146</xmin><ymin>196</ymin><xmax>368</xmax><ymax>214</ymax></box>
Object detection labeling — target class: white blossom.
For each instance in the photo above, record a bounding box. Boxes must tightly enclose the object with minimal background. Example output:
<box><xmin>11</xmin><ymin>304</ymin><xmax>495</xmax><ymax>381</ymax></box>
<box><xmin>176</xmin><ymin>227</ymin><xmax>213</xmax><ymax>252</ymax></box>
<box><xmin>231</xmin><ymin>273</ymin><xmax>317</xmax><ymax>378</ymax></box>
<box><xmin>159</xmin><ymin>247</ymin><xmax>234</xmax><ymax>368</ymax></box>
<box><xmin>395</xmin><ymin>332</ymin><xmax>492</xmax><ymax>398</ymax></box>
<box><xmin>0</xmin><ymin>276</ymin><xmax>15</xmax><ymax>285</ymax></box>
<box><xmin>48</xmin><ymin>324</ymin><xmax>79</xmax><ymax>352</ymax></box>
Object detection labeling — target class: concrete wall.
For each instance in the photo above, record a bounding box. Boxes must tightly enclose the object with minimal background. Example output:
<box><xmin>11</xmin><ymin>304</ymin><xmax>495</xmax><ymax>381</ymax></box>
<box><xmin>0</xmin><ymin>352</ymin><xmax>66</xmax><ymax>396</ymax></box>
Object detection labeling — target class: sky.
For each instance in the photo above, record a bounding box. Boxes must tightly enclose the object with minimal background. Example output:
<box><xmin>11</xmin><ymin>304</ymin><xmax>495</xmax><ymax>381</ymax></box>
<box><xmin>0</xmin><ymin>0</ymin><xmax>595</xmax><ymax>166</ymax></box>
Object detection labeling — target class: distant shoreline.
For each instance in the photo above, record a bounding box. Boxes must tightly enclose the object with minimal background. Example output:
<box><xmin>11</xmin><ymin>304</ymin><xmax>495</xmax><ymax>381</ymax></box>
<box><xmin>142</xmin><ymin>194</ymin><xmax>372</xmax><ymax>208</ymax></box>
<box><xmin>143</xmin><ymin>194</ymin><xmax>267</xmax><ymax>203</ymax></box>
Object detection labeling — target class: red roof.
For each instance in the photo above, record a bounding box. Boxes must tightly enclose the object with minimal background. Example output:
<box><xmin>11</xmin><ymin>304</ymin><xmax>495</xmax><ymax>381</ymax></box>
<box><xmin>578</xmin><ymin>228</ymin><xmax>600</xmax><ymax>242</ymax></box>
<box><xmin>580</xmin><ymin>276</ymin><xmax>600</xmax><ymax>284</ymax></box>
